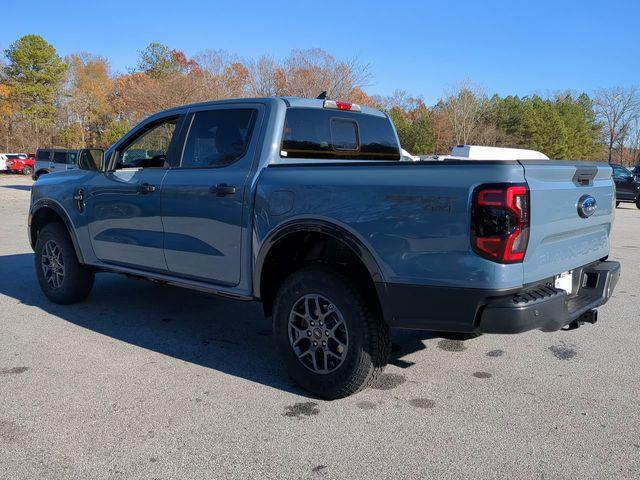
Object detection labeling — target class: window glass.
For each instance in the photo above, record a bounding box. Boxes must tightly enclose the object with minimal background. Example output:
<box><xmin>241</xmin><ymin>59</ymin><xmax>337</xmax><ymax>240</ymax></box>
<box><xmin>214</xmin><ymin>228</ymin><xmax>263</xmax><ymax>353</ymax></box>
<box><xmin>614</xmin><ymin>166</ymin><xmax>632</xmax><ymax>178</ymax></box>
<box><xmin>67</xmin><ymin>152</ymin><xmax>77</xmax><ymax>165</ymax></box>
<box><xmin>37</xmin><ymin>150</ymin><xmax>51</xmax><ymax>161</ymax></box>
<box><xmin>181</xmin><ymin>109</ymin><xmax>257</xmax><ymax>168</ymax></box>
<box><xmin>117</xmin><ymin>118</ymin><xmax>178</xmax><ymax>169</ymax></box>
<box><xmin>331</xmin><ymin>119</ymin><xmax>358</xmax><ymax>150</ymax></box>
<box><xmin>53</xmin><ymin>152</ymin><xmax>67</xmax><ymax>164</ymax></box>
<box><xmin>282</xmin><ymin>108</ymin><xmax>400</xmax><ymax>160</ymax></box>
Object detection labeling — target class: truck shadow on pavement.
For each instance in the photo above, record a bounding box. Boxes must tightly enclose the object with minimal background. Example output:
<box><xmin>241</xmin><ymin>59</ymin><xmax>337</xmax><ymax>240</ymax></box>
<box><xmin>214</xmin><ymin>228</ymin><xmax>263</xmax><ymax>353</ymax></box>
<box><xmin>0</xmin><ymin>252</ymin><xmax>434</xmax><ymax>397</ymax></box>
<box><xmin>0</xmin><ymin>184</ymin><xmax>32</xmax><ymax>191</ymax></box>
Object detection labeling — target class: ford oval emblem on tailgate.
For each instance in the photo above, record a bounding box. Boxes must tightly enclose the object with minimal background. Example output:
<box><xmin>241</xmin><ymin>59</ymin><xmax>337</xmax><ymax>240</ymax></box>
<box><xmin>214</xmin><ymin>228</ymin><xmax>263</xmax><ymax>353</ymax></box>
<box><xmin>577</xmin><ymin>195</ymin><xmax>597</xmax><ymax>218</ymax></box>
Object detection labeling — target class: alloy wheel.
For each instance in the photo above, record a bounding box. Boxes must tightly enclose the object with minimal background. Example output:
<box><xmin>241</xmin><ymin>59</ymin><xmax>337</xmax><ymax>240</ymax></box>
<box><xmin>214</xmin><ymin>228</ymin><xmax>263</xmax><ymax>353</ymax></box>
<box><xmin>41</xmin><ymin>240</ymin><xmax>65</xmax><ymax>289</ymax></box>
<box><xmin>288</xmin><ymin>293</ymin><xmax>349</xmax><ymax>374</ymax></box>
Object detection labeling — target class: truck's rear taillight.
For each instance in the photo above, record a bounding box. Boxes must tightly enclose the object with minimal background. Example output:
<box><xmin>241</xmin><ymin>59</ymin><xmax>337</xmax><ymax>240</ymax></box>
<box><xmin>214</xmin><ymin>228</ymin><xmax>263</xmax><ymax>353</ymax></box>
<box><xmin>472</xmin><ymin>184</ymin><xmax>530</xmax><ymax>263</ymax></box>
<box><xmin>323</xmin><ymin>99</ymin><xmax>362</xmax><ymax>112</ymax></box>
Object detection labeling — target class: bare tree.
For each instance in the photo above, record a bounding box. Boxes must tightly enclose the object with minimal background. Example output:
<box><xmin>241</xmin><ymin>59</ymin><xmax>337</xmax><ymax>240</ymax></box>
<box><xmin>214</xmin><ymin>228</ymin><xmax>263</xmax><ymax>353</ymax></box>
<box><xmin>281</xmin><ymin>49</ymin><xmax>371</xmax><ymax>100</ymax></box>
<box><xmin>593</xmin><ymin>86</ymin><xmax>639</xmax><ymax>163</ymax></box>
<box><xmin>626</xmin><ymin>116</ymin><xmax>640</xmax><ymax>166</ymax></box>
<box><xmin>443</xmin><ymin>80</ymin><xmax>488</xmax><ymax>145</ymax></box>
<box><xmin>247</xmin><ymin>56</ymin><xmax>280</xmax><ymax>97</ymax></box>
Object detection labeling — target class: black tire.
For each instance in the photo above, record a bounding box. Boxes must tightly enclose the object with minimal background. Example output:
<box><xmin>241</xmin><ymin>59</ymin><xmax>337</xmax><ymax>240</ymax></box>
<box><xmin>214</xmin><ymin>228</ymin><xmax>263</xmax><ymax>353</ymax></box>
<box><xmin>23</xmin><ymin>166</ymin><xmax>33</xmax><ymax>176</ymax></box>
<box><xmin>273</xmin><ymin>267</ymin><xmax>390</xmax><ymax>399</ymax></box>
<box><xmin>616</xmin><ymin>201</ymin><xmax>621</xmax><ymax>208</ymax></box>
<box><xmin>35</xmin><ymin>223</ymin><xmax>95</xmax><ymax>304</ymax></box>
<box><xmin>636</xmin><ymin>197</ymin><xmax>640</xmax><ymax>209</ymax></box>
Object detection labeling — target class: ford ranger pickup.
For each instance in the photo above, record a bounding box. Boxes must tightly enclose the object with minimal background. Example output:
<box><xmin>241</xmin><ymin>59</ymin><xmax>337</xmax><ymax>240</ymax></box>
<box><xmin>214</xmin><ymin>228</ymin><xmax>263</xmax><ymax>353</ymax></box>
<box><xmin>29</xmin><ymin>97</ymin><xmax>620</xmax><ymax>399</ymax></box>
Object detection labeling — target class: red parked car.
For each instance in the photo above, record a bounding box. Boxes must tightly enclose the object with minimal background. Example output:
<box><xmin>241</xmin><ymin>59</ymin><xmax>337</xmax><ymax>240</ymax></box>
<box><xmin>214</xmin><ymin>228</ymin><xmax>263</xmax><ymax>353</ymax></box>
<box><xmin>6</xmin><ymin>153</ymin><xmax>35</xmax><ymax>176</ymax></box>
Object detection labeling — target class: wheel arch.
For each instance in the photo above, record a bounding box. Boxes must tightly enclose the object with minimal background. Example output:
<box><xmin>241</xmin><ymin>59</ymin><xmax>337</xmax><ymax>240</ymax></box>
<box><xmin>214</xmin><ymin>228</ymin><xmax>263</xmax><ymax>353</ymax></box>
<box><xmin>33</xmin><ymin>169</ymin><xmax>49</xmax><ymax>179</ymax></box>
<box><xmin>30</xmin><ymin>200</ymin><xmax>85</xmax><ymax>264</ymax></box>
<box><xmin>254</xmin><ymin>219</ymin><xmax>386</xmax><ymax>317</ymax></box>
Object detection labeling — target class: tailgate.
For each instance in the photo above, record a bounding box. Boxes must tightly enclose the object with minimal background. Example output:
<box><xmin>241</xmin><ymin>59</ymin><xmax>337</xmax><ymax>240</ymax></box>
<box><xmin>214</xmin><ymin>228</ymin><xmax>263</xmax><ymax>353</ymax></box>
<box><xmin>520</xmin><ymin>161</ymin><xmax>614</xmax><ymax>284</ymax></box>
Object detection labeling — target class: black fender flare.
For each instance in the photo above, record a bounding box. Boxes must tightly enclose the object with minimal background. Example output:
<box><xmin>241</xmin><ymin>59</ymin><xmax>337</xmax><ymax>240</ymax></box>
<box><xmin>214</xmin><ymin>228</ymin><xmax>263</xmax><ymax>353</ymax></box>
<box><xmin>253</xmin><ymin>219</ymin><xmax>385</xmax><ymax>299</ymax></box>
<box><xmin>30</xmin><ymin>199</ymin><xmax>85</xmax><ymax>264</ymax></box>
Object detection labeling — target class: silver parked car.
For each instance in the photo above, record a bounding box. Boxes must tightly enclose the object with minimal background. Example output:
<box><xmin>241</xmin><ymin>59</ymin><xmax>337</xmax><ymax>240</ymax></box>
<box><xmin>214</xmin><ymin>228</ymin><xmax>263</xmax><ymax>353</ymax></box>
<box><xmin>33</xmin><ymin>149</ymin><xmax>80</xmax><ymax>180</ymax></box>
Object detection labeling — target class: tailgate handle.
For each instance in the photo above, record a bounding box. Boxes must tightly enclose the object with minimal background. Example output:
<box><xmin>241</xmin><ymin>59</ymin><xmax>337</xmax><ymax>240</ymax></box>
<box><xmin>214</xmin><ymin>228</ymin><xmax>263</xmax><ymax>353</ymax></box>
<box><xmin>572</xmin><ymin>167</ymin><xmax>597</xmax><ymax>186</ymax></box>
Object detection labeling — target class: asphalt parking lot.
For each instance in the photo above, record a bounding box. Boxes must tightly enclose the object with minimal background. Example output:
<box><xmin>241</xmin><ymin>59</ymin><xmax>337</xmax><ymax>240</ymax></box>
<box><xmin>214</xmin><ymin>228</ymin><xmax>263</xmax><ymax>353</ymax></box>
<box><xmin>0</xmin><ymin>174</ymin><xmax>638</xmax><ymax>479</ymax></box>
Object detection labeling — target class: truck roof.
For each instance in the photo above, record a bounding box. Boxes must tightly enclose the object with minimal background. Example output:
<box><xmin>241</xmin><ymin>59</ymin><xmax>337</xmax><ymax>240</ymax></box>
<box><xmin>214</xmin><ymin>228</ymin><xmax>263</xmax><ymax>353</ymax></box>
<box><xmin>150</xmin><ymin>97</ymin><xmax>387</xmax><ymax>119</ymax></box>
<box><xmin>280</xmin><ymin>97</ymin><xmax>387</xmax><ymax>117</ymax></box>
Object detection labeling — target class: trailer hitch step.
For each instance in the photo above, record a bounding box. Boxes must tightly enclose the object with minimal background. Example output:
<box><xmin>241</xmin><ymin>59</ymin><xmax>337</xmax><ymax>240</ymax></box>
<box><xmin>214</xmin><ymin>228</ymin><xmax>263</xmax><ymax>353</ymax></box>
<box><xmin>564</xmin><ymin>309</ymin><xmax>598</xmax><ymax>330</ymax></box>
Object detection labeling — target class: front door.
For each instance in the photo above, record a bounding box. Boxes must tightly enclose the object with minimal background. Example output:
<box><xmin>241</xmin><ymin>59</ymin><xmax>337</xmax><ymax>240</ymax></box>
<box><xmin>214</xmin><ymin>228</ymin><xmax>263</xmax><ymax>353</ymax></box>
<box><xmin>161</xmin><ymin>105</ymin><xmax>262</xmax><ymax>285</ymax></box>
<box><xmin>85</xmin><ymin>116</ymin><xmax>181</xmax><ymax>271</ymax></box>
<box><xmin>613</xmin><ymin>165</ymin><xmax>636</xmax><ymax>200</ymax></box>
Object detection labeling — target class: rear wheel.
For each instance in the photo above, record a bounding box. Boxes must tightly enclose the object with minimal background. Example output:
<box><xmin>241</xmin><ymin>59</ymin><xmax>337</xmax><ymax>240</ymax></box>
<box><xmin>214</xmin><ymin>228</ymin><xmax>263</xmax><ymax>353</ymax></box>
<box><xmin>636</xmin><ymin>197</ymin><xmax>640</xmax><ymax>209</ymax></box>
<box><xmin>35</xmin><ymin>223</ymin><xmax>94</xmax><ymax>304</ymax></box>
<box><xmin>616</xmin><ymin>201</ymin><xmax>621</xmax><ymax>208</ymax></box>
<box><xmin>23</xmin><ymin>165</ymin><xmax>33</xmax><ymax>176</ymax></box>
<box><xmin>273</xmin><ymin>267</ymin><xmax>390</xmax><ymax>399</ymax></box>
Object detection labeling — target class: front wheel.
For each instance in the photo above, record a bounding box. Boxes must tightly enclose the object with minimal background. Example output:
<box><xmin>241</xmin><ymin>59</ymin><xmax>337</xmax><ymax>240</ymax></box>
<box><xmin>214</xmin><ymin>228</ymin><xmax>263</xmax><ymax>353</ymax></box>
<box><xmin>616</xmin><ymin>201</ymin><xmax>621</xmax><ymax>208</ymax></box>
<box><xmin>35</xmin><ymin>223</ymin><xmax>95</xmax><ymax>304</ymax></box>
<box><xmin>23</xmin><ymin>166</ymin><xmax>34</xmax><ymax>176</ymax></box>
<box><xmin>273</xmin><ymin>267</ymin><xmax>390</xmax><ymax>399</ymax></box>
<box><xmin>636</xmin><ymin>197</ymin><xmax>640</xmax><ymax>209</ymax></box>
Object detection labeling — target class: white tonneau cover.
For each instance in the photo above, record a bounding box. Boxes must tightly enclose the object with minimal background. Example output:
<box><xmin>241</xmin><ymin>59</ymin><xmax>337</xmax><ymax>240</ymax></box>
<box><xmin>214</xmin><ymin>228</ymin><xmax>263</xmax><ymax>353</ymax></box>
<box><xmin>451</xmin><ymin>145</ymin><xmax>549</xmax><ymax>160</ymax></box>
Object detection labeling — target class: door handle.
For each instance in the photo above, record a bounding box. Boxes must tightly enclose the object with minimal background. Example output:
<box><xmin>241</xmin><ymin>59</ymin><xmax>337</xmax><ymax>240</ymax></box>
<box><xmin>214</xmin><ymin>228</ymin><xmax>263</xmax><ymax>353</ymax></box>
<box><xmin>73</xmin><ymin>188</ymin><xmax>85</xmax><ymax>213</ymax></box>
<box><xmin>211</xmin><ymin>183</ymin><xmax>236</xmax><ymax>197</ymax></box>
<box><xmin>138</xmin><ymin>183</ymin><xmax>156</xmax><ymax>194</ymax></box>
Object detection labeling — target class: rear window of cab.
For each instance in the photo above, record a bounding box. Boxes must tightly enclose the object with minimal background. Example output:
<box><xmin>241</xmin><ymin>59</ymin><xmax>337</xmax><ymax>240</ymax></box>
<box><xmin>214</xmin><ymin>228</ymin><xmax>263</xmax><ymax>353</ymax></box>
<box><xmin>281</xmin><ymin>108</ymin><xmax>400</xmax><ymax>160</ymax></box>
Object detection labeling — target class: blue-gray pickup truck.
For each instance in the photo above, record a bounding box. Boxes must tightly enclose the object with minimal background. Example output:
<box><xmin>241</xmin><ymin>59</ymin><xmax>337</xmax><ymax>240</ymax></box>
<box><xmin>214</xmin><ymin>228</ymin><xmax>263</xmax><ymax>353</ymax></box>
<box><xmin>29</xmin><ymin>97</ymin><xmax>620</xmax><ymax>399</ymax></box>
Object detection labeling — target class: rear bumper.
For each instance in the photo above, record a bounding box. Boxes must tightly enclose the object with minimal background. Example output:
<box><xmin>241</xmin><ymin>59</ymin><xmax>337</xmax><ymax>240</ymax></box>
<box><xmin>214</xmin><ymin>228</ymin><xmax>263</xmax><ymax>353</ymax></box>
<box><xmin>377</xmin><ymin>260</ymin><xmax>620</xmax><ymax>334</ymax></box>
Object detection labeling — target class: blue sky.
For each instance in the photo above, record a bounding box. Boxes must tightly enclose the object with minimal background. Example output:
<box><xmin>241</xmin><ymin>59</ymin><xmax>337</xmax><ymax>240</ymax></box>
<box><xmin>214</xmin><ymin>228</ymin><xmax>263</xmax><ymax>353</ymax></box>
<box><xmin>2</xmin><ymin>0</ymin><xmax>638</xmax><ymax>104</ymax></box>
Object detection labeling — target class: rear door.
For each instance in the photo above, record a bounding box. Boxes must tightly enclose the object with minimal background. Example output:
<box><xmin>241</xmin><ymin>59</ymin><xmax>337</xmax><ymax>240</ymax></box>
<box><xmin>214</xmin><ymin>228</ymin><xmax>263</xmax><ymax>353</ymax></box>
<box><xmin>160</xmin><ymin>104</ymin><xmax>262</xmax><ymax>285</ymax></box>
<box><xmin>35</xmin><ymin>149</ymin><xmax>51</xmax><ymax>173</ymax></box>
<box><xmin>520</xmin><ymin>162</ymin><xmax>614</xmax><ymax>284</ymax></box>
<box><xmin>612</xmin><ymin>165</ymin><xmax>636</xmax><ymax>200</ymax></box>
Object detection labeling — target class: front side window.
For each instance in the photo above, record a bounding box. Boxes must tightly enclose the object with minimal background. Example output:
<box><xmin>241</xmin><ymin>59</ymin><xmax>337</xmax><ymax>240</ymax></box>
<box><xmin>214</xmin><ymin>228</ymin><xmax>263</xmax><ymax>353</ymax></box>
<box><xmin>614</xmin><ymin>166</ymin><xmax>632</xmax><ymax>179</ymax></box>
<box><xmin>37</xmin><ymin>150</ymin><xmax>51</xmax><ymax>161</ymax></box>
<box><xmin>116</xmin><ymin>118</ymin><xmax>178</xmax><ymax>170</ymax></box>
<box><xmin>53</xmin><ymin>152</ymin><xmax>67</xmax><ymax>164</ymax></box>
<box><xmin>181</xmin><ymin>109</ymin><xmax>257</xmax><ymax>168</ymax></box>
<box><xmin>67</xmin><ymin>152</ymin><xmax>78</xmax><ymax>165</ymax></box>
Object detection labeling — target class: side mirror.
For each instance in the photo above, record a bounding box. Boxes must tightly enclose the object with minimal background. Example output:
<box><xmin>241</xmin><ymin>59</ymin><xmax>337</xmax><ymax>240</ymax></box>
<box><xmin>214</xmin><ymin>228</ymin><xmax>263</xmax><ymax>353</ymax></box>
<box><xmin>78</xmin><ymin>148</ymin><xmax>105</xmax><ymax>171</ymax></box>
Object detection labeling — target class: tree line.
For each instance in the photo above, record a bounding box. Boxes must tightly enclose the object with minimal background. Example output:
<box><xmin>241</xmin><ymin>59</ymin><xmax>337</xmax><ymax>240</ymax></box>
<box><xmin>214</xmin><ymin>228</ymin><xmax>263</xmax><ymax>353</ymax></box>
<box><xmin>1</xmin><ymin>34</ymin><xmax>639</xmax><ymax>164</ymax></box>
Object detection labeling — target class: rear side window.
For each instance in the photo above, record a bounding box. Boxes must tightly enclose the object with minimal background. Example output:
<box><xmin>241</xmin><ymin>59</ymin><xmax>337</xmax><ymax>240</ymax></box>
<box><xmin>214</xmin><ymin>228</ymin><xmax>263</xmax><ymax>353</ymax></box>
<box><xmin>281</xmin><ymin>108</ymin><xmax>400</xmax><ymax>160</ymax></box>
<box><xmin>181</xmin><ymin>109</ymin><xmax>257</xmax><ymax>168</ymax></box>
<box><xmin>37</xmin><ymin>150</ymin><xmax>50</xmax><ymax>161</ymax></box>
<box><xmin>53</xmin><ymin>152</ymin><xmax>67</xmax><ymax>164</ymax></box>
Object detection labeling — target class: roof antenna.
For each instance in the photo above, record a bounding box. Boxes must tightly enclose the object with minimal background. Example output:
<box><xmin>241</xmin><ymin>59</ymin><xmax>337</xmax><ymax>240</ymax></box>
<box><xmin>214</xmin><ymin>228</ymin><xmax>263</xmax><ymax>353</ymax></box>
<box><xmin>316</xmin><ymin>91</ymin><xmax>328</xmax><ymax>100</ymax></box>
